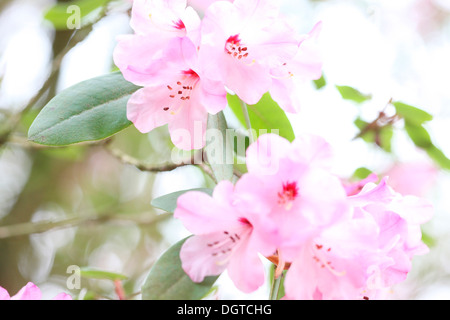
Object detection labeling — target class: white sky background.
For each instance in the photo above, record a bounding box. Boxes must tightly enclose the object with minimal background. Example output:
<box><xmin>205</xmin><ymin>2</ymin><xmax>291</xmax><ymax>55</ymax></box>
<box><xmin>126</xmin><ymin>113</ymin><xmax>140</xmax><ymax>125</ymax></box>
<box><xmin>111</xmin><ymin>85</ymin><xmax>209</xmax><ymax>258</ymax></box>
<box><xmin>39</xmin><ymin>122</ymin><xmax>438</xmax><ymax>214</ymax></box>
<box><xmin>0</xmin><ymin>0</ymin><xmax>450</xmax><ymax>299</ymax></box>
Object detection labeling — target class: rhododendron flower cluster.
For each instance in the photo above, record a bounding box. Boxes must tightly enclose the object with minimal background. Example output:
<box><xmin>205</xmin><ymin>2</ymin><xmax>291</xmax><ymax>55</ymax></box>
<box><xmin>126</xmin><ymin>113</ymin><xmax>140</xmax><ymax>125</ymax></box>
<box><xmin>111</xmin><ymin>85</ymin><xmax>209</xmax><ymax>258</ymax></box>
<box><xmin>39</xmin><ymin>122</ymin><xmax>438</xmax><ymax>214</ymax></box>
<box><xmin>0</xmin><ymin>282</ymin><xmax>72</xmax><ymax>300</ymax></box>
<box><xmin>174</xmin><ymin>134</ymin><xmax>433</xmax><ymax>300</ymax></box>
<box><xmin>114</xmin><ymin>0</ymin><xmax>322</xmax><ymax>149</ymax></box>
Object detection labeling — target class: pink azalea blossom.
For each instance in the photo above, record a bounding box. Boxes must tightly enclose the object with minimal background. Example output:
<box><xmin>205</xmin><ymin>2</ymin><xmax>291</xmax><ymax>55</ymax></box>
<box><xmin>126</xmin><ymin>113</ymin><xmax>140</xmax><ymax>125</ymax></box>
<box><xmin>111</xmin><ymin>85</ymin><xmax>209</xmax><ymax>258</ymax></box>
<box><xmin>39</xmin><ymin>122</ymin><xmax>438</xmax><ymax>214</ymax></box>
<box><xmin>0</xmin><ymin>282</ymin><xmax>72</xmax><ymax>300</ymax></box>
<box><xmin>174</xmin><ymin>133</ymin><xmax>433</xmax><ymax>299</ymax></box>
<box><xmin>283</xmin><ymin>177</ymin><xmax>433</xmax><ymax>300</ymax></box>
<box><xmin>269</xmin><ymin>21</ymin><xmax>324</xmax><ymax>113</ymax></box>
<box><xmin>384</xmin><ymin>161</ymin><xmax>438</xmax><ymax>197</ymax></box>
<box><xmin>188</xmin><ymin>0</ymin><xmax>232</xmax><ymax>12</ymax></box>
<box><xmin>114</xmin><ymin>0</ymin><xmax>201</xmax><ymax>86</ymax></box>
<box><xmin>114</xmin><ymin>0</ymin><xmax>228</xmax><ymax>150</ymax></box>
<box><xmin>174</xmin><ymin>180</ymin><xmax>277</xmax><ymax>293</ymax></box>
<box><xmin>198</xmin><ymin>0</ymin><xmax>300</xmax><ymax>104</ymax></box>
<box><xmin>237</xmin><ymin>134</ymin><xmax>350</xmax><ymax>262</ymax></box>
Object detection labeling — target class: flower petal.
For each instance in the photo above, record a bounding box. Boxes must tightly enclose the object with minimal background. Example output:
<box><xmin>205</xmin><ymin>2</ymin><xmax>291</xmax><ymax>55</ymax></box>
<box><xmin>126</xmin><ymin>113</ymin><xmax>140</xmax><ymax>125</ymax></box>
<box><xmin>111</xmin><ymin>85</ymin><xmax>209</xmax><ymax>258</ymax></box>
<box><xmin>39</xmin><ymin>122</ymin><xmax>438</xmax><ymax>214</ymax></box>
<box><xmin>174</xmin><ymin>181</ymin><xmax>240</xmax><ymax>234</ymax></box>
<box><xmin>226</xmin><ymin>236</ymin><xmax>266</xmax><ymax>293</ymax></box>
<box><xmin>126</xmin><ymin>87</ymin><xmax>174</xmax><ymax>133</ymax></box>
<box><xmin>0</xmin><ymin>287</ymin><xmax>10</xmax><ymax>300</ymax></box>
<box><xmin>11</xmin><ymin>282</ymin><xmax>41</xmax><ymax>300</ymax></box>
<box><xmin>245</xmin><ymin>133</ymin><xmax>292</xmax><ymax>176</ymax></box>
<box><xmin>180</xmin><ymin>234</ymin><xmax>229</xmax><ymax>282</ymax></box>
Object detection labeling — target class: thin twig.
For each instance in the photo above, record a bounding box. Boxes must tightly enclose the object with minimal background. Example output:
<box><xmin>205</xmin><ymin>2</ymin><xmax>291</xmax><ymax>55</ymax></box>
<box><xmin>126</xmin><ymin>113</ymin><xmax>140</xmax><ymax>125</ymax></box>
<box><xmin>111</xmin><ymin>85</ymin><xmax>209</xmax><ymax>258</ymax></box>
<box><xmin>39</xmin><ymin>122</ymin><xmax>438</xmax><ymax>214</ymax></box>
<box><xmin>106</xmin><ymin>146</ymin><xmax>194</xmax><ymax>173</ymax></box>
<box><xmin>240</xmin><ymin>100</ymin><xmax>256</xmax><ymax>144</ymax></box>
<box><xmin>0</xmin><ymin>212</ymin><xmax>171</xmax><ymax>239</ymax></box>
<box><xmin>106</xmin><ymin>145</ymin><xmax>218</xmax><ymax>182</ymax></box>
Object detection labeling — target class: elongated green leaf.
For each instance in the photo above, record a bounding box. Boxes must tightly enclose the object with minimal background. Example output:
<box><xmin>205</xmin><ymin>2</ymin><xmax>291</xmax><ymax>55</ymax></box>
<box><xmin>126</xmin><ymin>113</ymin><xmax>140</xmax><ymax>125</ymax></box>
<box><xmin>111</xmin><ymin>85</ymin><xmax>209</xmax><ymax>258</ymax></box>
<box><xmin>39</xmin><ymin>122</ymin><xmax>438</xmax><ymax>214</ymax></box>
<box><xmin>80</xmin><ymin>267</ymin><xmax>128</xmax><ymax>281</ymax></box>
<box><xmin>336</xmin><ymin>85</ymin><xmax>372</xmax><ymax>103</ymax></box>
<box><xmin>426</xmin><ymin>145</ymin><xmax>450</xmax><ymax>170</ymax></box>
<box><xmin>151</xmin><ymin>188</ymin><xmax>213</xmax><ymax>214</ymax></box>
<box><xmin>404</xmin><ymin>123</ymin><xmax>433</xmax><ymax>149</ymax></box>
<box><xmin>227</xmin><ymin>93</ymin><xmax>295</xmax><ymax>142</ymax></box>
<box><xmin>393</xmin><ymin>101</ymin><xmax>433</xmax><ymax>126</ymax></box>
<box><xmin>142</xmin><ymin>237</ymin><xmax>218</xmax><ymax>300</ymax></box>
<box><xmin>28</xmin><ymin>72</ymin><xmax>140</xmax><ymax>146</ymax></box>
<box><xmin>205</xmin><ymin>112</ymin><xmax>234</xmax><ymax>182</ymax></box>
<box><xmin>44</xmin><ymin>0</ymin><xmax>110</xmax><ymax>30</ymax></box>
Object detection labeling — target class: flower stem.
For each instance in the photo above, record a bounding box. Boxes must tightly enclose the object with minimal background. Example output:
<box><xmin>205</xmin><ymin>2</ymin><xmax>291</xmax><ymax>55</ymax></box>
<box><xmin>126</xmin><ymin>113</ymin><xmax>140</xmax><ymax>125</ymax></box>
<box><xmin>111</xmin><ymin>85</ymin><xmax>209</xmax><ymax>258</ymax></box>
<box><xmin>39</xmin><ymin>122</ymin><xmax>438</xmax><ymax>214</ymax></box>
<box><xmin>239</xmin><ymin>100</ymin><xmax>257</xmax><ymax>144</ymax></box>
<box><xmin>269</xmin><ymin>266</ymin><xmax>284</xmax><ymax>300</ymax></box>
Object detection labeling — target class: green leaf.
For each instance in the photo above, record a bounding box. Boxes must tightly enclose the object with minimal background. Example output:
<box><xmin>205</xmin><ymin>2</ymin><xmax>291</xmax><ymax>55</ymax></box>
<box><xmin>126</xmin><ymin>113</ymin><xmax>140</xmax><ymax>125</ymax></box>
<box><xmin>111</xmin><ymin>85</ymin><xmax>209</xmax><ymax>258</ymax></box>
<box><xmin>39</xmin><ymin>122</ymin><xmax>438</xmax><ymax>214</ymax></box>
<box><xmin>393</xmin><ymin>101</ymin><xmax>433</xmax><ymax>126</ymax></box>
<box><xmin>44</xmin><ymin>0</ymin><xmax>110</xmax><ymax>30</ymax></box>
<box><xmin>28</xmin><ymin>72</ymin><xmax>140</xmax><ymax>146</ymax></box>
<box><xmin>142</xmin><ymin>237</ymin><xmax>218</xmax><ymax>300</ymax></box>
<box><xmin>227</xmin><ymin>93</ymin><xmax>295</xmax><ymax>142</ymax></box>
<box><xmin>205</xmin><ymin>112</ymin><xmax>234</xmax><ymax>182</ymax></box>
<box><xmin>352</xmin><ymin>167</ymin><xmax>373</xmax><ymax>180</ymax></box>
<box><xmin>313</xmin><ymin>74</ymin><xmax>326</xmax><ymax>90</ymax></box>
<box><xmin>404</xmin><ymin>123</ymin><xmax>433</xmax><ymax>149</ymax></box>
<box><xmin>80</xmin><ymin>267</ymin><xmax>128</xmax><ymax>281</ymax></box>
<box><xmin>336</xmin><ymin>85</ymin><xmax>372</xmax><ymax>103</ymax></box>
<box><xmin>353</xmin><ymin>118</ymin><xmax>375</xmax><ymax>143</ymax></box>
<box><xmin>151</xmin><ymin>188</ymin><xmax>213</xmax><ymax>214</ymax></box>
<box><xmin>378</xmin><ymin>125</ymin><xmax>394</xmax><ymax>152</ymax></box>
<box><xmin>426</xmin><ymin>145</ymin><xmax>450</xmax><ymax>170</ymax></box>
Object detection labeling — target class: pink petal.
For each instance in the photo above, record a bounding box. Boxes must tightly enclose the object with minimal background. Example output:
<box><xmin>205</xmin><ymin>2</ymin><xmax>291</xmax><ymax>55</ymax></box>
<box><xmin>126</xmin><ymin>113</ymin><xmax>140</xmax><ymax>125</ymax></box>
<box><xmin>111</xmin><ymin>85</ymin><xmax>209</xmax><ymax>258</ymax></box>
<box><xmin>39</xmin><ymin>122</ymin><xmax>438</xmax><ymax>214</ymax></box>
<box><xmin>174</xmin><ymin>181</ymin><xmax>240</xmax><ymax>234</ymax></box>
<box><xmin>245</xmin><ymin>133</ymin><xmax>292</xmax><ymax>176</ymax></box>
<box><xmin>291</xmin><ymin>134</ymin><xmax>334</xmax><ymax>169</ymax></box>
<box><xmin>11</xmin><ymin>282</ymin><xmax>41</xmax><ymax>300</ymax></box>
<box><xmin>269</xmin><ymin>77</ymin><xmax>300</xmax><ymax>113</ymax></box>
<box><xmin>130</xmin><ymin>0</ymin><xmax>198</xmax><ymax>37</ymax></box>
<box><xmin>196</xmin><ymin>78</ymin><xmax>227</xmax><ymax>115</ymax></box>
<box><xmin>126</xmin><ymin>87</ymin><xmax>174</xmax><ymax>133</ymax></box>
<box><xmin>384</xmin><ymin>161</ymin><xmax>438</xmax><ymax>197</ymax></box>
<box><xmin>53</xmin><ymin>293</ymin><xmax>73</xmax><ymax>300</ymax></box>
<box><xmin>0</xmin><ymin>287</ymin><xmax>10</xmax><ymax>300</ymax></box>
<box><xmin>289</xmin><ymin>21</ymin><xmax>323</xmax><ymax>81</ymax></box>
<box><xmin>226</xmin><ymin>236</ymin><xmax>266</xmax><ymax>293</ymax></box>
<box><xmin>113</xmin><ymin>34</ymin><xmax>172</xmax><ymax>86</ymax></box>
<box><xmin>167</xmin><ymin>94</ymin><xmax>208</xmax><ymax>150</ymax></box>
<box><xmin>180</xmin><ymin>234</ymin><xmax>229</xmax><ymax>282</ymax></box>
<box><xmin>225</xmin><ymin>59</ymin><xmax>272</xmax><ymax>105</ymax></box>
<box><xmin>284</xmin><ymin>246</ymin><xmax>318</xmax><ymax>300</ymax></box>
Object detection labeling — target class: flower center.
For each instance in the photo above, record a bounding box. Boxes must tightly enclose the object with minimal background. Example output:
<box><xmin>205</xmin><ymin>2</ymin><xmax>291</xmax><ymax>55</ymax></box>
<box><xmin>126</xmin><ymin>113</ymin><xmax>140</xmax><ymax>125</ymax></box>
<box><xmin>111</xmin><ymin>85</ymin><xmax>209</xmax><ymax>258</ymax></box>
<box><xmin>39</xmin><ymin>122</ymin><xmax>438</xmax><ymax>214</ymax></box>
<box><xmin>277</xmin><ymin>181</ymin><xmax>299</xmax><ymax>210</ymax></box>
<box><xmin>206</xmin><ymin>219</ymin><xmax>253</xmax><ymax>266</ymax></box>
<box><xmin>312</xmin><ymin>243</ymin><xmax>346</xmax><ymax>277</ymax></box>
<box><xmin>173</xmin><ymin>19</ymin><xmax>186</xmax><ymax>30</ymax></box>
<box><xmin>164</xmin><ymin>69</ymin><xmax>199</xmax><ymax>113</ymax></box>
<box><xmin>225</xmin><ymin>34</ymin><xmax>249</xmax><ymax>60</ymax></box>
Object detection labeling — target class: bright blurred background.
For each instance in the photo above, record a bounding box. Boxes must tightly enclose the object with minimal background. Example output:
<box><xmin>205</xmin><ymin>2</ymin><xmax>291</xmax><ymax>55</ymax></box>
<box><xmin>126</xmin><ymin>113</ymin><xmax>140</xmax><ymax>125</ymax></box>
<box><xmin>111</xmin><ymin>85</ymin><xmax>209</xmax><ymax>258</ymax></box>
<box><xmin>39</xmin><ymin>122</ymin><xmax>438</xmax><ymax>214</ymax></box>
<box><xmin>0</xmin><ymin>0</ymin><xmax>449</xmax><ymax>299</ymax></box>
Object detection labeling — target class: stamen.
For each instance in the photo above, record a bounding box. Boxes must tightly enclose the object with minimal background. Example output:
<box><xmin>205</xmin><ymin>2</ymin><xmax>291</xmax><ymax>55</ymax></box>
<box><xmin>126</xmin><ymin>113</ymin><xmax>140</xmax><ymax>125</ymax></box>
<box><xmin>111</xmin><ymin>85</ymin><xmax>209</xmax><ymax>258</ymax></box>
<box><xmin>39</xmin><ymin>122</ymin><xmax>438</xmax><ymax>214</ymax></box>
<box><xmin>225</xmin><ymin>34</ymin><xmax>252</xmax><ymax>62</ymax></box>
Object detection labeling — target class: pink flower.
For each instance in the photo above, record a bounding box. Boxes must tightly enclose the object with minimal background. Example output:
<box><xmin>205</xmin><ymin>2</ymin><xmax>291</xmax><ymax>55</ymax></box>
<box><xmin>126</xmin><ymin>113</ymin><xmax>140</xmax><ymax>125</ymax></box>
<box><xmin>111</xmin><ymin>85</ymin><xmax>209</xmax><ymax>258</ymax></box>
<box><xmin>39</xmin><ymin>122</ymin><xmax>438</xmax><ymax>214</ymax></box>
<box><xmin>174</xmin><ymin>180</ymin><xmax>277</xmax><ymax>293</ymax></box>
<box><xmin>343</xmin><ymin>172</ymin><xmax>379</xmax><ymax>196</ymax></box>
<box><xmin>114</xmin><ymin>0</ymin><xmax>201</xmax><ymax>86</ymax></box>
<box><xmin>198</xmin><ymin>0</ymin><xmax>300</xmax><ymax>104</ymax></box>
<box><xmin>0</xmin><ymin>282</ymin><xmax>72</xmax><ymax>300</ymax></box>
<box><xmin>174</xmin><ymin>133</ymin><xmax>433</xmax><ymax>299</ymax></box>
<box><xmin>237</xmin><ymin>134</ymin><xmax>350</xmax><ymax>262</ymax></box>
<box><xmin>384</xmin><ymin>161</ymin><xmax>438</xmax><ymax>197</ymax></box>
<box><xmin>283</xmin><ymin>177</ymin><xmax>433</xmax><ymax>300</ymax></box>
<box><xmin>114</xmin><ymin>0</ymin><xmax>228</xmax><ymax>150</ymax></box>
<box><xmin>188</xmin><ymin>0</ymin><xmax>232</xmax><ymax>12</ymax></box>
<box><xmin>283</xmin><ymin>217</ymin><xmax>381</xmax><ymax>300</ymax></box>
<box><xmin>269</xmin><ymin>21</ymin><xmax>323</xmax><ymax>113</ymax></box>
